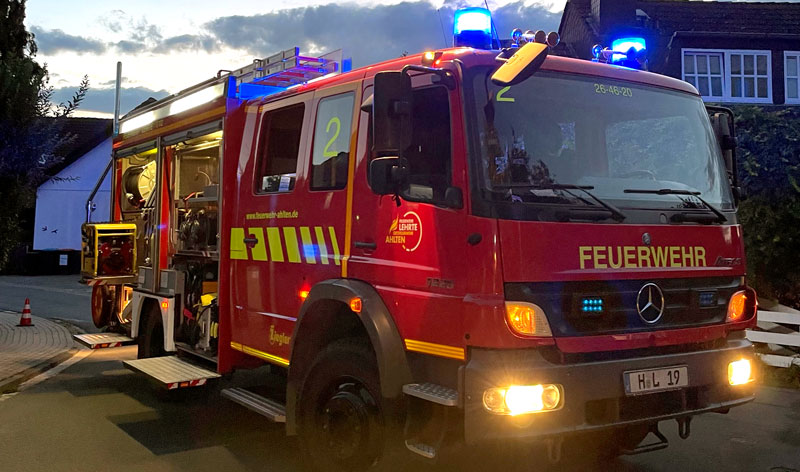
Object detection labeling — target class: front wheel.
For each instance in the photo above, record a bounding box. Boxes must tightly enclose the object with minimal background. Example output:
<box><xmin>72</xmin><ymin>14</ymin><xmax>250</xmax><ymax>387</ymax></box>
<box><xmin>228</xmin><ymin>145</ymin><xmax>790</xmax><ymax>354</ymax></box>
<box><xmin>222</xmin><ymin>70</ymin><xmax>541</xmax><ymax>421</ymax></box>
<box><xmin>297</xmin><ymin>339</ymin><xmax>389</xmax><ymax>472</ymax></box>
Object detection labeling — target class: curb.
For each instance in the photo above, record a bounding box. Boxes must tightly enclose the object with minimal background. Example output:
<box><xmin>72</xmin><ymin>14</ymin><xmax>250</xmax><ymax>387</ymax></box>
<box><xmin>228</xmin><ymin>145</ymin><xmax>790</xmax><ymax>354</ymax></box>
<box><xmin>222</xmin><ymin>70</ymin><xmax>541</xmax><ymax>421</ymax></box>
<box><xmin>0</xmin><ymin>348</ymin><xmax>79</xmax><ymax>394</ymax></box>
<box><xmin>0</xmin><ymin>316</ymin><xmax>88</xmax><ymax>395</ymax></box>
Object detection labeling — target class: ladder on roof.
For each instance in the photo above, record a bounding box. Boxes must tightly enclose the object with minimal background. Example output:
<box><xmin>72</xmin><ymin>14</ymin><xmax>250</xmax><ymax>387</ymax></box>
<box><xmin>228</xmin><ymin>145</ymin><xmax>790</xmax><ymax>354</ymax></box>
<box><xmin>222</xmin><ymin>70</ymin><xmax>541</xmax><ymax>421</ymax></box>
<box><xmin>230</xmin><ymin>48</ymin><xmax>347</xmax><ymax>97</ymax></box>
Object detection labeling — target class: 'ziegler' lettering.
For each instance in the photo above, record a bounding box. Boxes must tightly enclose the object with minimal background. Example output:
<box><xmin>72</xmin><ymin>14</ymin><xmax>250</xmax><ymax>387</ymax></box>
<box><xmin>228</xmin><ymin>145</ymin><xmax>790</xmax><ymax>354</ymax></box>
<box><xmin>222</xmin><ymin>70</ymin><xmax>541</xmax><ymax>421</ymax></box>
<box><xmin>579</xmin><ymin>246</ymin><xmax>707</xmax><ymax>269</ymax></box>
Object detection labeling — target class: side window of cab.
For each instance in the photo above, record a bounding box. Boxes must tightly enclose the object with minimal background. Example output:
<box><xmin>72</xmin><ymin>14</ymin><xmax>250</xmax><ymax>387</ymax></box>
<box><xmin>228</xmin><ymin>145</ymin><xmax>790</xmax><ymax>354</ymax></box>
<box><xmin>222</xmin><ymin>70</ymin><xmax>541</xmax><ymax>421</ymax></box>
<box><xmin>310</xmin><ymin>93</ymin><xmax>355</xmax><ymax>190</ymax></box>
<box><xmin>366</xmin><ymin>85</ymin><xmax>453</xmax><ymax>204</ymax></box>
<box><xmin>255</xmin><ymin>103</ymin><xmax>305</xmax><ymax>194</ymax></box>
<box><xmin>403</xmin><ymin>86</ymin><xmax>452</xmax><ymax>203</ymax></box>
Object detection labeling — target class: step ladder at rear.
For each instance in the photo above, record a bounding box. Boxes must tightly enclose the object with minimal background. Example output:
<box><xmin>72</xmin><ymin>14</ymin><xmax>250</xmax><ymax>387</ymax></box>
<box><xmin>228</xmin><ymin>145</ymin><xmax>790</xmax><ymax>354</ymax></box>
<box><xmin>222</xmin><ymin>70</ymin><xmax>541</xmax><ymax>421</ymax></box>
<box><xmin>74</xmin><ymin>333</ymin><xmax>135</xmax><ymax>349</ymax></box>
<box><xmin>221</xmin><ymin>387</ymin><xmax>286</xmax><ymax>423</ymax></box>
<box><xmin>123</xmin><ymin>356</ymin><xmax>220</xmax><ymax>389</ymax></box>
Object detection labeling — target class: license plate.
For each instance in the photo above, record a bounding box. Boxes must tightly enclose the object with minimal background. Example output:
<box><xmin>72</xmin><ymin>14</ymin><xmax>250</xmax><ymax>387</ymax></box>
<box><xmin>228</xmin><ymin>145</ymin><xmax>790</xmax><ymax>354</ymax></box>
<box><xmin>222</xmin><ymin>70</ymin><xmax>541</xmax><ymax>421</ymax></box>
<box><xmin>624</xmin><ymin>366</ymin><xmax>688</xmax><ymax>395</ymax></box>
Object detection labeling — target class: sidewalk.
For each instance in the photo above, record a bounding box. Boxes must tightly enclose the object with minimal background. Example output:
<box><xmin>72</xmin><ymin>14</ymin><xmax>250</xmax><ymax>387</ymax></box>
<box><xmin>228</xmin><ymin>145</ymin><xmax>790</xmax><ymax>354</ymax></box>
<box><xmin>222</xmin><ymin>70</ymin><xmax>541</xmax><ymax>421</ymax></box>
<box><xmin>0</xmin><ymin>310</ymin><xmax>76</xmax><ymax>393</ymax></box>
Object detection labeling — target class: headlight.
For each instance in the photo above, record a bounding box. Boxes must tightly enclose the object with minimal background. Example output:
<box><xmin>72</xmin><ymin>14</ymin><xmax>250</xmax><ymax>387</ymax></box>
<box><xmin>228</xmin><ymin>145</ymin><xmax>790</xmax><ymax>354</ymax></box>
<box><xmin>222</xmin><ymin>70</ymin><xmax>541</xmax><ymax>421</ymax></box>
<box><xmin>505</xmin><ymin>302</ymin><xmax>552</xmax><ymax>337</ymax></box>
<box><xmin>483</xmin><ymin>384</ymin><xmax>562</xmax><ymax>416</ymax></box>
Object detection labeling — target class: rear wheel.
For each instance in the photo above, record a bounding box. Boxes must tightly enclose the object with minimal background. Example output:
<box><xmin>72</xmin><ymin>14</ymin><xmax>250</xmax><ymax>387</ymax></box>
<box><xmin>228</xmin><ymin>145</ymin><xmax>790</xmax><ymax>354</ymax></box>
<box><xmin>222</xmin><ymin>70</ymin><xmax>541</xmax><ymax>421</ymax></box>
<box><xmin>297</xmin><ymin>339</ymin><xmax>389</xmax><ymax>472</ymax></box>
<box><xmin>137</xmin><ymin>303</ymin><xmax>165</xmax><ymax>359</ymax></box>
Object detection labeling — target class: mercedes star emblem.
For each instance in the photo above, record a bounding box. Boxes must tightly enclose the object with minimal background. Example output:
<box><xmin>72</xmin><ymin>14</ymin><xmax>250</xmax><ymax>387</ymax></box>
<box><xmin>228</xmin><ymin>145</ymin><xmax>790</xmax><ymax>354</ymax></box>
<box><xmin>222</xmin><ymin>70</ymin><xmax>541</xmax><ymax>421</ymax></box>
<box><xmin>636</xmin><ymin>283</ymin><xmax>665</xmax><ymax>324</ymax></box>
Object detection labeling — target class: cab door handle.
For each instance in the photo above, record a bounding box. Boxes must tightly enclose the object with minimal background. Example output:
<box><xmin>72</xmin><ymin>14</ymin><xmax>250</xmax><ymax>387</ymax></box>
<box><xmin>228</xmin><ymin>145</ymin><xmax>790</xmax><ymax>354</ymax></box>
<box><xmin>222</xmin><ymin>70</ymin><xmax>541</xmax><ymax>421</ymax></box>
<box><xmin>354</xmin><ymin>241</ymin><xmax>377</xmax><ymax>250</ymax></box>
<box><xmin>243</xmin><ymin>237</ymin><xmax>258</xmax><ymax>246</ymax></box>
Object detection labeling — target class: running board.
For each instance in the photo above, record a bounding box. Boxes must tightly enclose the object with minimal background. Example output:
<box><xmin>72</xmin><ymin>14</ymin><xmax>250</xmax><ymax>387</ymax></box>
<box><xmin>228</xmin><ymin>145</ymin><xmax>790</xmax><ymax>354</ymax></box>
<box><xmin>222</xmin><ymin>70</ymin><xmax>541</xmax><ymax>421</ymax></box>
<box><xmin>74</xmin><ymin>333</ymin><xmax>135</xmax><ymax>349</ymax></box>
<box><xmin>403</xmin><ymin>383</ymin><xmax>458</xmax><ymax>406</ymax></box>
<box><xmin>123</xmin><ymin>356</ymin><xmax>220</xmax><ymax>390</ymax></box>
<box><xmin>221</xmin><ymin>387</ymin><xmax>286</xmax><ymax>423</ymax></box>
<box><xmin>405</xmin><ymin>440</ymin><xmax>437</xmax><ymax>459</ymax></box>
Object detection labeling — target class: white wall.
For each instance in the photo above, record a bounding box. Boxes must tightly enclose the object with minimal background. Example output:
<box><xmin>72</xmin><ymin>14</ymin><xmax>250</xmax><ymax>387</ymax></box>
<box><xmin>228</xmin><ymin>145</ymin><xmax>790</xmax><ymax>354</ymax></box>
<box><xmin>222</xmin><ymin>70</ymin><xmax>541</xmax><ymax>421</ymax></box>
<box><xmin>34</xmin><ymin>138</ymin><xmax>112</xmax><ymax>251</ymax></box>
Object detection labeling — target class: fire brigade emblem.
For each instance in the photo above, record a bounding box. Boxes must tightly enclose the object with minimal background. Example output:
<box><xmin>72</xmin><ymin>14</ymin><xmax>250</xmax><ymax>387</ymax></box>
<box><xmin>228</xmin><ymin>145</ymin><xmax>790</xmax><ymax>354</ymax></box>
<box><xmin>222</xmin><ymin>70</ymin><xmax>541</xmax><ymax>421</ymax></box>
<box><xmin>642</xmin><ymin>232</ymin><xmax>652</xmax><ymax>246</ymax></box>
<box><xmin>386</xmin><ymin>211</ymin><xmax>423</xmax><ymax>252</ymax></box>
<box><xmin>636</xmin><ymin>283</ymin><xmax>665</xmax><ymax>324</ymax></box>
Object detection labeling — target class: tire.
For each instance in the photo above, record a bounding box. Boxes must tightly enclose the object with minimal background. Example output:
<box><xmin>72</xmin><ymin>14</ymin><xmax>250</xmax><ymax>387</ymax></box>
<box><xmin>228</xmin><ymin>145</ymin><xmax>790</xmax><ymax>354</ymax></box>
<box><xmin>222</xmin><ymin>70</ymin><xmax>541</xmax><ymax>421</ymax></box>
<box><xmin>91</xmin><ymin>285</ymin><xmax>113</xmax><ymax>328</ymax></box>
<box><xmin>137</xmin><ymin>302</ymin><xmax>166</xmax><ymax>359</ymax></box>
<box><xmin>297</xmin><ymin>339</ymin><xmax>391</xmax><ymax>472</ymax></box>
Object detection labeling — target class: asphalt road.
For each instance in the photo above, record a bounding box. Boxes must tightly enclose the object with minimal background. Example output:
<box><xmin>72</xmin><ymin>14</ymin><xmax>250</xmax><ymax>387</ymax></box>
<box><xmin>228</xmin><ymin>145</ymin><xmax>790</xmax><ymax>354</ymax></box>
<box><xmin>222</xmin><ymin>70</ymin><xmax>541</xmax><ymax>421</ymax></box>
<box><xmin>0</xmin><ymin>346</ymin><xmax>798</xmax><ymax>472</ymax></box>
<box><xmin>0</xmin><ymin>275</ymin><xmax>94</xmax><ymax>332</ymax></box>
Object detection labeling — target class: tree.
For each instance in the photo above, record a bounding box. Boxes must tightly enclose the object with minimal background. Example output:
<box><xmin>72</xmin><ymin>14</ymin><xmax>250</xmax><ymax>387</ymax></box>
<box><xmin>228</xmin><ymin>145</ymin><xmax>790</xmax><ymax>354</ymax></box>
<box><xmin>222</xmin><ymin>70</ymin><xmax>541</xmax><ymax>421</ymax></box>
<box><xmin>0</xmin><ymin>0</ymin><xmax>89</xmax><ymax>271</ymax></box>
<box><xmin>733</xmin><ymin>105</ymin><xmax>800</xmax><ymax>306</ymax></box>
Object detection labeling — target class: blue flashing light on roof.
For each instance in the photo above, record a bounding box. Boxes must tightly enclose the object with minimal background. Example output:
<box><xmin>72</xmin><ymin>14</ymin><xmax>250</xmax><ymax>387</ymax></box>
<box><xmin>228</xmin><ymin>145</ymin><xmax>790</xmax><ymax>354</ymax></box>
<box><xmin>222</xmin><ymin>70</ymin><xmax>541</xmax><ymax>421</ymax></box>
<box><xmin>454</xmin><ymin>7</ymin><xmax>493</xmax><ymax>50</ymax></box>
<box><xmin>611</xmin><ymin>37</ymin><xmax>646</xmax><ymax>54</ymax></box>
<box><xmin>592</xmin><ymin>36</ymin><xmax>648</xmax><ymax>70</ymax></box>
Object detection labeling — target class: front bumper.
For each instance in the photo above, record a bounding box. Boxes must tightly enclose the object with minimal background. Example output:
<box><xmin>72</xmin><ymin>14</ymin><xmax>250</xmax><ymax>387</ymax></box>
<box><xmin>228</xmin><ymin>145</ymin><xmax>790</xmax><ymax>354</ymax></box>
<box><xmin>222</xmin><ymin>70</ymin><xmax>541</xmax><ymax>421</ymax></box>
<box><xmin>463</xmin><ymin>338</ymin><xmax>755</xmax><ymax>444</ymax></box>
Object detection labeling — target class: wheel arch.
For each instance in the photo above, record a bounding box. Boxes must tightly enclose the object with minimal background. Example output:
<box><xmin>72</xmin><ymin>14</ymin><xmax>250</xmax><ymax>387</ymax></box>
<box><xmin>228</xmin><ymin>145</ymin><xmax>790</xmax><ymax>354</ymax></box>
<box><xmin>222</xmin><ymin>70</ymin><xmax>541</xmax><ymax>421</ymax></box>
<box><xmin>285</xmin><ymin>279</ymin><xmax>412</xmax><ymax>435</ymax></box>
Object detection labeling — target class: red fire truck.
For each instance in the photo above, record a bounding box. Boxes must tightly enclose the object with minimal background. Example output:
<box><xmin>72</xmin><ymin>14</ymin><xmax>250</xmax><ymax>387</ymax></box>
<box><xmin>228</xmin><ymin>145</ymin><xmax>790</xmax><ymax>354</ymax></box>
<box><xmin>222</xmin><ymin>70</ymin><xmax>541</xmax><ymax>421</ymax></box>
<box><xmin>79</xmin><ymin>8</ymin><xmax>758</xmax><ymax>470</ymax></box>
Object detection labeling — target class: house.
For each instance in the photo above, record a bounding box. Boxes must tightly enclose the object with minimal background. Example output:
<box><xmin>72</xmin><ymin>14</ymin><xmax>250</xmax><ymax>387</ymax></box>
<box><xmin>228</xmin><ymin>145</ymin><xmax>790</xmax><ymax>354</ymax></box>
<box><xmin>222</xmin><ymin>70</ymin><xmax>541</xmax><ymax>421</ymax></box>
<box><xmin>32</xmin><ymin>117</ymin><xmax>112</xmax><ymax>272</ymax></box>
<box><xmin>558</xmin><ymin>0</ymin><xmax>800</xmax><ymax>105</ymax></box>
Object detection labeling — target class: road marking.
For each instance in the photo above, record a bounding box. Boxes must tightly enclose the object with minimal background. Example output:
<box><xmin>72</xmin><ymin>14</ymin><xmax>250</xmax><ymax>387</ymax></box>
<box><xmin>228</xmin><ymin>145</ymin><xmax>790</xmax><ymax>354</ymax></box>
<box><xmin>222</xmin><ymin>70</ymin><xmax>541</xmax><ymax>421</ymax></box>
<box><xmin>15</xmin><ymin>348</ymin><xmax>94</xmax><ymax>392</ymax></box>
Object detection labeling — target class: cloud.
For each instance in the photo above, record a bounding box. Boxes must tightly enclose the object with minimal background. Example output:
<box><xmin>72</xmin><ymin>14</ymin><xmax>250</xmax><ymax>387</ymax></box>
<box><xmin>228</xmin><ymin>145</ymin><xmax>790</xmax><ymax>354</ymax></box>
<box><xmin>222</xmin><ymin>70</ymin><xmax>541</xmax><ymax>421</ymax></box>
<box><xmin>98</xmin><ymin>10</ymin><xmax>127</xmax><ymax>33</ymax></box>
<box><xmin>153</xmin><ymin>34</ymin><xmax>220</xmax><ymax>54</ymax></box>
<box><xmin>51</xmin><ymin>86</ymin><xmax>169</xmax><ymax>115</ymax></box>
<box><xmin>31</xmin><ymin>26</ymin><xmax>106</xmax><ymax>55</ymax></box>
<box><xmin>204</xmin><ymin>1</ymin><xmax>559</xmax><ymax>67</ymax></box>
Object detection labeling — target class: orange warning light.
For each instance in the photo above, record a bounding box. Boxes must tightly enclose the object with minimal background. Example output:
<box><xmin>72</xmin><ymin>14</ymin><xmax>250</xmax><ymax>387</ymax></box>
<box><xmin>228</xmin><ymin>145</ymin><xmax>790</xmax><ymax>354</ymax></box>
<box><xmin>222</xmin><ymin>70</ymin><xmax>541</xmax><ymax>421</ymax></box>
<box><xmin>350</xmin><ymin>297</ymin><xmax>363</xmax><ymax>313</ymax></box>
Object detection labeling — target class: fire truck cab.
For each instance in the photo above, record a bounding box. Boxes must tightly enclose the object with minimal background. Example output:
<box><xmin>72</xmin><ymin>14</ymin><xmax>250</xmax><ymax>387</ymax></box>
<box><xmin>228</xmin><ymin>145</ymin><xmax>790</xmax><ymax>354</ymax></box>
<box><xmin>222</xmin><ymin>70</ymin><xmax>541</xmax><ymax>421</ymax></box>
<box><xmin>80</xmin><ymin>9</ymin><xmax>758</xmax><ymax>470</ymax></box>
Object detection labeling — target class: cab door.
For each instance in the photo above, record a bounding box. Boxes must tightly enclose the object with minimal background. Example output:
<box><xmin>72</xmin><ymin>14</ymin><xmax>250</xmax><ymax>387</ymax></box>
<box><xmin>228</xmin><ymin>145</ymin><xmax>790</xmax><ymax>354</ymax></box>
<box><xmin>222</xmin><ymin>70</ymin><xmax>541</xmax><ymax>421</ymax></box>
<box><xmin>348</xmin><ymin>75</ymin><xmax>470</xmax><ymax>358</ymax></box>
<box><xmin>230</xmin><ymin>84</ymin><xmax>360</xmax><ymax>364</ymax></box>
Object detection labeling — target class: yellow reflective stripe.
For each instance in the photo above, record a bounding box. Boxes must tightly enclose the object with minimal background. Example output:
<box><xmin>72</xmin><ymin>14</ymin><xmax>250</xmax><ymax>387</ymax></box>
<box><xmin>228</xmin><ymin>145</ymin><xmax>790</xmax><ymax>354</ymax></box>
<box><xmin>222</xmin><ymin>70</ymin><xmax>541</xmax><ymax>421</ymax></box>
<box><xmin>230</xmin><ymin>228</ymin><xmax>248</xmax><ymax>260</ymax></box>
<box><xmin>248</xmin><ymin>228</ymin><xmax>267</xmax><ymax>261</ymax></box>
<box><xmin>314</xmin><ymin>227</ymin><xmax>330</xmax><ymax>265</ymax></box>
<box><xmin>266</xmin><ymin>227</ymin><xmax>284</xmax><ymax>262</ymax></box>
<box><xmin>283</xmin><ymin>227</ymin><xmax>302</xmax><ymax>263</ymax></box>
<box><xmin>404</xmin><ymin>339</ymin><xmax>465</xmax><ymax>361</ymax></box>
<box><xmin>328</xmin><ymin>226</ymin><xmax>341</xmax><ymax>266</ymax></box>
<box><xmin>230</xmin><ymin>341</ymin><xmax>290</xmax><ymax>367</ymax></box>
<box><xmin>299</xmin><ymin>227</ymin><xmax>316</xmax><ymax>264</ymax></box>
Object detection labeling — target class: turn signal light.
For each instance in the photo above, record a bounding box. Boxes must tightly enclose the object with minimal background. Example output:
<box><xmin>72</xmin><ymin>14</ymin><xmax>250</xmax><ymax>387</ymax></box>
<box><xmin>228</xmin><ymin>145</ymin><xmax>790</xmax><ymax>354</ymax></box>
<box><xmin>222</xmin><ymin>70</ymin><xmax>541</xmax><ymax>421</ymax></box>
<box><xmin>728</xmin><ymin>359</ymin><xmax>754</xmax><ymax>386</ymax></box>
<box><xmin>349</xmin><ymin>297</ymin><xmax>362</xmax><ymax>313</ymax></box>
<box><xmin>726</xmin><ymin>290</ymin><xmax>755</xmax><ymax>322</ymax></box>
<box><xmin>483</xmin><ymin>384</ymin><xmax>562</xmax><ymax>416</ymax></box>
<box><xmin>505</xmin><ymin>302</ymin><xmax>552</xmax><ymax>337</ymax></box>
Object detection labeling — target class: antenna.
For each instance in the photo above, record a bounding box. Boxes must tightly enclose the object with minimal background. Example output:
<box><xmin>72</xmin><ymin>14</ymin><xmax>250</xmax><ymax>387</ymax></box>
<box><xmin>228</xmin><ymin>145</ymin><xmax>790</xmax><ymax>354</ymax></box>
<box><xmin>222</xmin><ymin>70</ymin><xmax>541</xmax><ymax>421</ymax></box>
<box><xmin>483</xmin><ymin>0</ymin><xmax>502</xmax><ymax>48</ymax></box>
<box><xmin>437</xmin><ymin>8</ymin><xmax>449</xmax><ymax>47</ymax></box>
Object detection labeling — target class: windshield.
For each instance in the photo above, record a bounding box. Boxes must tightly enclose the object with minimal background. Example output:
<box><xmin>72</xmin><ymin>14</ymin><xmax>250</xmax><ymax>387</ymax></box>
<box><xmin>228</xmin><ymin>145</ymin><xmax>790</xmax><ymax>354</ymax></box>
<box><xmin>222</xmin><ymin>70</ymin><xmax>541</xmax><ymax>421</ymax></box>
<box><xmin>468</xmin><ymin>69</ymin><xmax>734</xmax><ymax>221</ymax></box>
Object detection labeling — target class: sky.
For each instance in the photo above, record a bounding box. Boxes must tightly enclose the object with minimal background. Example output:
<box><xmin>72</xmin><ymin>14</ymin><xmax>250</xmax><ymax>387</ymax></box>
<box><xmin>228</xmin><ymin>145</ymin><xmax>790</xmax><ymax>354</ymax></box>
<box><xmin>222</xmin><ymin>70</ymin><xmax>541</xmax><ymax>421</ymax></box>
<box><xmin>23</xmin><ymin>0</ymin><xmax>567</xmax><ymax>117</ymax></box>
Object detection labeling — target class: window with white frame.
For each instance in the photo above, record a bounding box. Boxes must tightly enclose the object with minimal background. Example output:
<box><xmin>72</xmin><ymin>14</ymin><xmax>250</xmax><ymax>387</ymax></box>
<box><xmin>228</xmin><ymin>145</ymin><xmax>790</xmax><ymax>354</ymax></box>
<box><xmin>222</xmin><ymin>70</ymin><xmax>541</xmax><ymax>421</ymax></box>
<box><xmin>682</xmin><ymin>49</ymin><xmax>772</xmax><ymax>103</ymax></box>
<box><xmin>786</xmin><ymin>52</ymin><xmax>800</xmax><ymax>104</ymax></box>
<box><xmin>683</xmin><ymin>52</ymin><xmax>723</xmax><ymax>98</ymax></box>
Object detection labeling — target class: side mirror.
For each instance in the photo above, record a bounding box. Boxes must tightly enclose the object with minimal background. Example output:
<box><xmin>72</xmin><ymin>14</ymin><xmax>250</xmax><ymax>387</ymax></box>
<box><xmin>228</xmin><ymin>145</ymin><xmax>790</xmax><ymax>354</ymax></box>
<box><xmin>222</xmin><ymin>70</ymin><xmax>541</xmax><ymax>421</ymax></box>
<box><xmin>368</xmin><ymin>157</ymin><xmax>409</xmax><ymax>195</ymax></box>
<box><xmin>491</xmin><ymin>42</ymin><xmax>549</xmax><ymax>86</ymax></box>
<box><xmin>372</xmin><ymin>71</ymin><xmax>412</xmax><ymax>157</ymax></box>
<box><xmin>707</xmin><ymin>106</ymin><xmax>739</xmax><ymax>202</ymax></box>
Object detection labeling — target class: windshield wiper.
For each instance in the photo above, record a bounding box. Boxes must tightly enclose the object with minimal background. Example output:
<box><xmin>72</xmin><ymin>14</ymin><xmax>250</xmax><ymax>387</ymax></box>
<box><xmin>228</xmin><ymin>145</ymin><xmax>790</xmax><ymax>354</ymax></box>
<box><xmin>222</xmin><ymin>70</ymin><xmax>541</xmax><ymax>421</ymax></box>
<box><xmin>623</xmin><ymin>188</ymin><xmax>727</xmax><ymax>224</ymax></box>
<box><xmin>545</xmin><ymin>184</ymin><xmax>627</xmax><ymax>222</ymax></box>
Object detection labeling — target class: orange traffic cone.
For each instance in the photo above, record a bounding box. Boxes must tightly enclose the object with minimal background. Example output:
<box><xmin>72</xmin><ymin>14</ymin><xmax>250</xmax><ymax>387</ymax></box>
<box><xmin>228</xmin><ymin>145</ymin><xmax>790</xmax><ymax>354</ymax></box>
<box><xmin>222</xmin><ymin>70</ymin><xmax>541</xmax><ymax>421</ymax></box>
<box><xmin>17</xmin><ymin>298</ymin><xmax>34</xmax><ymax>327</ymax></box>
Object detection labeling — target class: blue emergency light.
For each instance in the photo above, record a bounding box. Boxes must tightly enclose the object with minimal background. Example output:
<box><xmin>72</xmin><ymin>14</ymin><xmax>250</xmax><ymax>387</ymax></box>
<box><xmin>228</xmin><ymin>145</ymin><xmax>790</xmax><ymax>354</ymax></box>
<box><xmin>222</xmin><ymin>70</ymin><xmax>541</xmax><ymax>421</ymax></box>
<box><xmin>454</xmin><ymin>7</ymin><xmax>494</xmax><ymax>49</ymax></box>
<box><xmin>592</xmin><ymin>36</ymin><xmax>647</xmax><ymax>70</ymax></box>
<box><xmin>611</xmin><ymin>37</ymin><xmax>646</xmax><ymax>54</ymax></box>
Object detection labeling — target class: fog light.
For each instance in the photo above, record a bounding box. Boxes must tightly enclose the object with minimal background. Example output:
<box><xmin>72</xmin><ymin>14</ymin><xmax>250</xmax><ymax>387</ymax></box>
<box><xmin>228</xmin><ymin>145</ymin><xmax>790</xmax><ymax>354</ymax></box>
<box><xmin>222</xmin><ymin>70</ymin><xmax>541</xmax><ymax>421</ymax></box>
<box><xmin>482</xmin><ymin>384</ymin><xmax>562</xmax><ymax>416</ymax></box>
<box><xmin>728</xmin><ymin>359</ymin><xmax>753</xmax><ymax>386</ymax></box>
